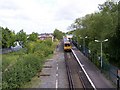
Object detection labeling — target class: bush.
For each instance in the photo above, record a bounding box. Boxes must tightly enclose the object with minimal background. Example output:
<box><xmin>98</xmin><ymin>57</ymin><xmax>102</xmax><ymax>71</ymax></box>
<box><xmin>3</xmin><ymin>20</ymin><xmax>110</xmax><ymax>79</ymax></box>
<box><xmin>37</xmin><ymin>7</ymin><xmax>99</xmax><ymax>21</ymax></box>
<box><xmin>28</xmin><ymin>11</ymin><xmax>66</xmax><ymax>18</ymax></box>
<box><xmin>25</xmin><ymin>41</ymin><xmax>36</xmax><ymax>54</ymax></box>
<box><xmin>2</xmin><ymin>55</ymin><xmax>19</xmax><ymax>72</ymax></box>
<box><xmin>2</xmin><ymin>39</ymin><xmax>56</xmax><ymax>89</ymax></box>
<box><xmin>2</xmin><ymin>54</ymin><xmax>44</xmax><ymax>89</ymax></box>
<box><xmin>44</xmin><ymin>39</ymin><xmax>53</xmax><ymax>47</ymax></box>
<box><xmin>34</xmin><ymin>41</ymin><xmax>54</xmax><ymax>57</ymax></box>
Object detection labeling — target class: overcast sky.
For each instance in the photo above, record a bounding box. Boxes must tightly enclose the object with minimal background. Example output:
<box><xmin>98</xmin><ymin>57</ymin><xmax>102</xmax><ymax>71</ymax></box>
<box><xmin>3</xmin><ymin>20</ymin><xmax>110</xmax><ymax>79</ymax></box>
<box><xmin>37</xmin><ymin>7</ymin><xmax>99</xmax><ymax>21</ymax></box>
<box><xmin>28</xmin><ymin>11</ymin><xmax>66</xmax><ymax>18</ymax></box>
<box><xmin>0</xmin><ymin>0</ymin><xmax>108</xmax><ymax>34</ymax></box>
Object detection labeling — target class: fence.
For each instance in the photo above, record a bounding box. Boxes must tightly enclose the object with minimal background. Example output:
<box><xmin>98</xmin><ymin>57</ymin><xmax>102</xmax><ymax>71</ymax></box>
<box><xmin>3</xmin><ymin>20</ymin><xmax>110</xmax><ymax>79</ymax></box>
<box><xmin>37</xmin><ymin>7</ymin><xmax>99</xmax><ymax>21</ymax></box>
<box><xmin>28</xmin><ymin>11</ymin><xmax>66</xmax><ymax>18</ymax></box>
<box><xmin>103</xmin><ymin>61</ymin><xmax>119</xmax><ymax>86</ymax></box>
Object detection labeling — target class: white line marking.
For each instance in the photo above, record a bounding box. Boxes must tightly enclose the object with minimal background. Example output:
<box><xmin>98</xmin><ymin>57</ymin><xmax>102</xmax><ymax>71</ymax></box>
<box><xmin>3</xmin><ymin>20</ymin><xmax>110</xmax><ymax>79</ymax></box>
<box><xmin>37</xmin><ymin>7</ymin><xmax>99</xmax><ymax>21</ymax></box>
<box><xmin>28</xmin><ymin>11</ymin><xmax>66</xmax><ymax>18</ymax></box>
<box><xmin>56</xmin><ymin>73</ymin><xmax>58</xmax><ymax>77</ymax></box>
<box><xmin>56</xmin><ymin>63</ymin><xmax>59</xmax><ymax>89</ymax></box>
<box><xmin>71</xmin><ymin>49</ymin><xmax>97</xmax><ymax>90</ymax></box>
<box><xmin>56</xmin><ymin>79</ymin><xmax>58</xmax><ymax>89</ymax></box>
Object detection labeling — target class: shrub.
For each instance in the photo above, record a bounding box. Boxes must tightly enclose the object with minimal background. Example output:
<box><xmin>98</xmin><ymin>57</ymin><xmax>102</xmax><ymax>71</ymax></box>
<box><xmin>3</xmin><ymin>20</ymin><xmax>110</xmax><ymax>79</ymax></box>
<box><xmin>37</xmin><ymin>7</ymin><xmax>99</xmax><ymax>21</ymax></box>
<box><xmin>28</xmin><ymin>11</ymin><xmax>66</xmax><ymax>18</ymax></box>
<box><xmin>2</xmin><ymin>55</ymin><xmax>19</xmax><ymax>72</ymax></box>
<box><xmin>2</xmin><ymin>54</ymin><xmax>44</xmax><ymax>89</ymax></box>
<box><xmin>2</xmin><ymin>39</ymin><xmax>56</xmax><ymax>89</ymax></box>
<box><xmin>25</xmin><ymin>41</ymin><xmax>36</xmax><ymax>54</ymax></box>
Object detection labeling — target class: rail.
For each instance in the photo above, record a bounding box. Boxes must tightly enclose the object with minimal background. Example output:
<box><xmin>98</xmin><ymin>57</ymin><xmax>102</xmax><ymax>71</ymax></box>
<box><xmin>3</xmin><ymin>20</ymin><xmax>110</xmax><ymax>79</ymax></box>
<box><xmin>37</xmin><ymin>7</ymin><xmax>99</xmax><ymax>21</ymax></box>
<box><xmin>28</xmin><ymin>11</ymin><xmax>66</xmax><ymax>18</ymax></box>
<box><xmin>64</xmin><ymin>53</ymin><xmax>75</xmax><ymax>90</ymax></box>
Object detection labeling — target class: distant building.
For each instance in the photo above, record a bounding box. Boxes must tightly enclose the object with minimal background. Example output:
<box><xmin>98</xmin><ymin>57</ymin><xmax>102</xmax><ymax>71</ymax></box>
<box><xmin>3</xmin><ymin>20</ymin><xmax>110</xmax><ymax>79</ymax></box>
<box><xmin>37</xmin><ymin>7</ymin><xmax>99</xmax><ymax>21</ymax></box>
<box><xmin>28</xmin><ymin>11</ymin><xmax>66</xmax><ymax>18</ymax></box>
<box><xmin>66</xmin><ymin>34</ymin><xmax>73</xmax><ymax>40</ymax></box>
<box><xmin>38</xmin><ymin>33</ymin><xmax>54</xmax><ymax>42</ymax></box>
<box><xmin>63</xmin><ymin>34</ymin><xmax>73</xmax><ymax>41</ymax></box>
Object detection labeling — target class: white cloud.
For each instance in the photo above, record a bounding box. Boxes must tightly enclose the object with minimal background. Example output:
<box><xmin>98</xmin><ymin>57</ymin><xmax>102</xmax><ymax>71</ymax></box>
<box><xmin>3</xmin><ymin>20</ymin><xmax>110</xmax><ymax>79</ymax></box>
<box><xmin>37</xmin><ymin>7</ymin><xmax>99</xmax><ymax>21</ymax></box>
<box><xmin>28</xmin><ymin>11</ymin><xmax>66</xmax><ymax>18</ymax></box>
<box><xmin>0</xmin><ymin>0</ymin><xmax>107</xmax><ymax>34</ymax></box>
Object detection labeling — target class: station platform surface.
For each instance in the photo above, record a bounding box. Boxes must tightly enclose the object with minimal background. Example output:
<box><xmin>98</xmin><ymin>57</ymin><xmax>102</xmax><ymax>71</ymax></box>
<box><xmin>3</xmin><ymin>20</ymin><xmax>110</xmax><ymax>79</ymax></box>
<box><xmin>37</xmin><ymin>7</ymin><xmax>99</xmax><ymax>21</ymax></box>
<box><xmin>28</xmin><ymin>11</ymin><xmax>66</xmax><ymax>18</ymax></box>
<box><xmin>72</xmin><ymin>45</ymin><xmax>115</xmax><ymax>89</ymax></box>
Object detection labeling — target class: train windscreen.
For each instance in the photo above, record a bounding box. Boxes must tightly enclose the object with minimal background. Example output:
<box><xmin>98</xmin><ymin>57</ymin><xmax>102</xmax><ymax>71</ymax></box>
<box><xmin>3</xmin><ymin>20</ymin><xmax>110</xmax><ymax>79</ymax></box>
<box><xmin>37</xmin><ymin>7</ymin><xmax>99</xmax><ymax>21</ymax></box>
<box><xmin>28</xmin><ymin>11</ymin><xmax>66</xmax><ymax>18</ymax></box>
<box><xmin>65</xmin><ymin>44</ymin><xmax>70</xmax><ymax>47</ymax></box>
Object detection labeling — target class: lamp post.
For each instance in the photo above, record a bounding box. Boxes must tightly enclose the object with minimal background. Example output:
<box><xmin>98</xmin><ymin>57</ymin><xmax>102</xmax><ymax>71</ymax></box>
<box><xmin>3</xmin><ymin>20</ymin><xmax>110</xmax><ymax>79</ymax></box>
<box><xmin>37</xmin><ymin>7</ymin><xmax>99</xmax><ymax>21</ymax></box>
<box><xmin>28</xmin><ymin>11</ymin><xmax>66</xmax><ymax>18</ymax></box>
<box><xmin>83</xmin><ymin>36</ymin><xmax>88</xmax><ymax>55</ymax></box>
<box><xmin>95</xmin><ymin>39</ymin><xmax>108</xmax><ymax>72</ymax></box>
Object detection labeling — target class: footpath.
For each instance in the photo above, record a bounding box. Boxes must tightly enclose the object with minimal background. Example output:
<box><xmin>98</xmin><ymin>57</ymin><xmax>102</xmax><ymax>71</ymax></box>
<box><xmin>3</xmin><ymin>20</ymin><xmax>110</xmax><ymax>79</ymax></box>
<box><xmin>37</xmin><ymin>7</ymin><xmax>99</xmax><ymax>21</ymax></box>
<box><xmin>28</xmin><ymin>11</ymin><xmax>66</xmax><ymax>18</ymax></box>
<box><xmin>72</xmin><ymin>45</ymin><xmax>115</xmax><ymax>88</ymax></box>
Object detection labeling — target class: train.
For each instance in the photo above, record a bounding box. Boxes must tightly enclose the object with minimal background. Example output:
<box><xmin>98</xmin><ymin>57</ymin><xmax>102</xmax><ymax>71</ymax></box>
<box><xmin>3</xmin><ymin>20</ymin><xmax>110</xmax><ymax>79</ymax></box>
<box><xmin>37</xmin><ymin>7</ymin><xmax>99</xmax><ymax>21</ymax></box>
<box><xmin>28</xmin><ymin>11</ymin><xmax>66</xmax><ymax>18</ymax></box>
<box><xmin>63</xmin><ymin>36</ymin><xmax>72</xmax><ymax>51</ymax></box>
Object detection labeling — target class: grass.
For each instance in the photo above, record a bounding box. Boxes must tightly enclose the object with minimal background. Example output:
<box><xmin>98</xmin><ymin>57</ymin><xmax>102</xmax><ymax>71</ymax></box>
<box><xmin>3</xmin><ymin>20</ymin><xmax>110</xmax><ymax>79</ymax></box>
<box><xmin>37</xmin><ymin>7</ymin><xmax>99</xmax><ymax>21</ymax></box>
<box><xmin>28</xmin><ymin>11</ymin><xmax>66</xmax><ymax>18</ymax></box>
<box><xmin>21</xmin><ymin>76</ymin><xmax>41</xmax><ymax>88</ymax></box>
<box><xmin>20</xmin><ymin>53</ymin><xmax>54</xmax><ymax>88</ymax></box>
<box><xmin>2</xmin><ymin>54</ymin><xmax>19</xmax><ymax>72</ymax></box>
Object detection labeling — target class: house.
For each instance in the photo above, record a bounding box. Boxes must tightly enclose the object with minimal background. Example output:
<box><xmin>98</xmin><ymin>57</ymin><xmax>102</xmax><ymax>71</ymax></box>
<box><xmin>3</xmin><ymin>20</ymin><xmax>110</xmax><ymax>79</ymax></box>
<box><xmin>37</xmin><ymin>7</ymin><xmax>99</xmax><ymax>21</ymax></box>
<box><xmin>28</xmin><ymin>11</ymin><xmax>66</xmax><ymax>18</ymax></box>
<box><xmin>38</xmin><ymin>33</ymin><xmax>54</xmax><ymax>42</ymax></box>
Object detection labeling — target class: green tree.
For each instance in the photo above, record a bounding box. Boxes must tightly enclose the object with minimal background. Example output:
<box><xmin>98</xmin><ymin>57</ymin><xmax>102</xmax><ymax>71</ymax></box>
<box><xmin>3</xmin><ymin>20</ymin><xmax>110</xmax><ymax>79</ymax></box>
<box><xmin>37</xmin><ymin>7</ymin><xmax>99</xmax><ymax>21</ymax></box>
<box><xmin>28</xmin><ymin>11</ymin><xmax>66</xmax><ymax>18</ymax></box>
<box><xmin>16</xmin><ymin>29</ymin><xmax>27</xmax><ymax>47</ymax></box>
<box><xmin>53</xmin><ymin>29</ymin><xmax>64</xmax><ymax>40</ymax></box>
<box><xmin>107</xmin><ymin>1</ymin><xmax>120</xmax><ymax>66</ymax></box>
<box><xmin>69</xmin><ymin>0</ymin><xmax>119</xmax><ymax>66</ymax></box>
<box><xmin>28</xmin><ymin>32</ymin><xmax>38</xmax><ymax>41</ymax></box>
<box><xmin>1</xmin><ymin>27</ymin><xmax>16</xmax><ymax>48</ymax></box>
<box><xmin>0</xmin><ymin>27</ymin><xmax>2</xmax><ymax>48</ymax></box>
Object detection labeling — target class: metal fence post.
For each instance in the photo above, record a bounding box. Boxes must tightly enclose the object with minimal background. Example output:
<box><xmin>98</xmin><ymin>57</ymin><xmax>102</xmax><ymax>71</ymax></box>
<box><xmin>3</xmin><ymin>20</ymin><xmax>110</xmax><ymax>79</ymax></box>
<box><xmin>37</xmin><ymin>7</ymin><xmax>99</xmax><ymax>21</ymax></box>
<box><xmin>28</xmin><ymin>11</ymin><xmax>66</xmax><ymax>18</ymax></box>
<box><xmin>117</xmin><ymin>70</ymin><xmax>120</xmax><ymax>90</ymax></box>
<box><xmin>117</xmin><ymin>75</ymin><xmax>119</xmax><ymax>90</ymax></box>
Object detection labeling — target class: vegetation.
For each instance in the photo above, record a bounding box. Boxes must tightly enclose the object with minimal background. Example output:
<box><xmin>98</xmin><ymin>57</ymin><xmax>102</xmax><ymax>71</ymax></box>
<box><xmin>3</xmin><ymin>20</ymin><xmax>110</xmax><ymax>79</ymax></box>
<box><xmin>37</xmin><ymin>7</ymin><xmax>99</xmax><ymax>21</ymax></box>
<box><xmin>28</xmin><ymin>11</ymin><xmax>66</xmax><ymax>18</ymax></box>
<box><xmin>1</xmin><ymin>27</ymin><xmax>16</xmax><ymax>48</ymax></box>
<box><xmin>53</xmin><ymin>29</ymin><xmax>65</xmax><ymax>40</ymax></box>
<box><xmin>16</xmin><ymin>29</ymin><xmax>27</xmax><ymax>47</ymax></box>
<box><xmin>1</xmin><ymin>27</ymin><xmax>27</xmax><ymax>48</ymax></box>
<box><xmin>2</xmin><ymin>39</ymin><xmax>56</xmax><ymax>89</ymax></box>
<box><xmin>1</xmin><ymin>27</ymin><xmax>57</xmax><ymax>89</ymax></box>
<box><xmin>28</xmin><ymin>32</ymin><xmax>38</xmax><ymax>41</ymax></box>
<box><xmin>70</xmin><ymin>1</ymin><xmax>120</xmax><ymax>67</ymax></box>
<box><xmin>0</xmin><ymin>27</ymin><xmax>2</xmax><ymax>48</ymax></box>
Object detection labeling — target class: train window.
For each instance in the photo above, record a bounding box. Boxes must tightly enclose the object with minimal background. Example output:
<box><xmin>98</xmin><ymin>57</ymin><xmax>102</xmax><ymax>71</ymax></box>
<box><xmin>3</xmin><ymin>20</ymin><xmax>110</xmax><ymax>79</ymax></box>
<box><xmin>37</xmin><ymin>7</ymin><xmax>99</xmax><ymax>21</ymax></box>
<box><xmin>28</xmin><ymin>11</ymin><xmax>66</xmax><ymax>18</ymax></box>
<box><xmin>65</xmin><ymin>44</ymin><xmax>70</xmax><ymax>47</ymax></box>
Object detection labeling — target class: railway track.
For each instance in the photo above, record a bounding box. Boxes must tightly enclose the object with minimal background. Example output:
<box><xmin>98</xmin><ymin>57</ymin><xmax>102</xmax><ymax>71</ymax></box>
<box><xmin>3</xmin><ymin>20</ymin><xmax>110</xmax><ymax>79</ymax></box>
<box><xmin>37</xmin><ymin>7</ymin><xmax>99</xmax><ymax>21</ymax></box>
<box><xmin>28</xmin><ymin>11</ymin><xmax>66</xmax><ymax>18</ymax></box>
<box><xmin>64</xmin><ymin>50</ymin><xmax>96</xmax><ymax>90</ymax></box>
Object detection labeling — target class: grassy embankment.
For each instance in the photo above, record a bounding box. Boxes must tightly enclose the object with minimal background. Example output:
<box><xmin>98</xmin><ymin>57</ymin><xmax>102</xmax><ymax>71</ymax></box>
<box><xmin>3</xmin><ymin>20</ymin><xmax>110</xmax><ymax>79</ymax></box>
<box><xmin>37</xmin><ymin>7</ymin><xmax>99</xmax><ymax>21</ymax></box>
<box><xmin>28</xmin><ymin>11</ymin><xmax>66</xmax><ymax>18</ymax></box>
<box><xmin>2</xmin><ymin>39</ymin><xmax>58</xmax><ymax>90</ymax></box>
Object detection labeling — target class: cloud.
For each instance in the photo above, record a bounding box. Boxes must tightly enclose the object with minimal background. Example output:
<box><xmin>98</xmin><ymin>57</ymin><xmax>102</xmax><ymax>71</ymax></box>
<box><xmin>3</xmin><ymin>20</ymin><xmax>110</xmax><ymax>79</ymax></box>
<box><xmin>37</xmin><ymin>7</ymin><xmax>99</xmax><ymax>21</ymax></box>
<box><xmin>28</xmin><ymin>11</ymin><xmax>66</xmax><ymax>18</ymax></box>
<box><xmin>52</xmin><ymin>0</ymin><xmax>107</xmax><ymax>20</ymax></box>
<box><xmin>0</xmin><ymin>0</ymin><xmax>107</xmax><ymax>34</ymax></box>
<box><xmin>0</xmin><ymin>0</ymin><xmax>19</xmax><ymax>10</ymax></box>
<box><xmin>55</xmin><ymin>5</ymin><xmax>83</xmax><ymax>21</ymax></box>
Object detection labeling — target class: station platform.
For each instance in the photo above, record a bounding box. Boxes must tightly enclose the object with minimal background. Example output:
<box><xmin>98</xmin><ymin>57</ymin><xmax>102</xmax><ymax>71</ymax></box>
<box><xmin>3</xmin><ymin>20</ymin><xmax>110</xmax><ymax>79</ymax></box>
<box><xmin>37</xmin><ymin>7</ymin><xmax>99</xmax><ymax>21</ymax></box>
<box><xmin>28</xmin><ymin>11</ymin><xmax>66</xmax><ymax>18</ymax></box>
<box><xmin>72</xmin><ymin>45</ymin><xmax>115</xmax><ymax>89</ymax></box>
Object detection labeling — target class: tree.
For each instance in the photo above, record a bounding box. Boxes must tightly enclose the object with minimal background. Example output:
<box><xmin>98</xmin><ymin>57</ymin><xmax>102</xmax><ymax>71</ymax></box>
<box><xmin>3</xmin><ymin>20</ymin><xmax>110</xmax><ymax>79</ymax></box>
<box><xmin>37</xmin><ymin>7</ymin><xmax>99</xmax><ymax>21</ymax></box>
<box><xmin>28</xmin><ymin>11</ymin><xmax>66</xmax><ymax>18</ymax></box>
<box><xmin>69</xmin><ymin>0</ymin><xmax>120</xmax><ymax>66</ymax></box>
<box><xmin>107</xmin><ymin>1</ymin><xmax>120</xmax><ymax>65</ymax></box>
<box><xmin>1</xmin><ymin>27</ymin><xmax>16</xmax><ymax>48</ymax></box>
<box><xmin>28</xmin><ymin>32</ymin><xmax>38</xmax><ymax>41</ymax></box>
<box><xmin>16</xmin><ymin>29</ymin><xmax>27</xmax><ymax>47</ymax></box>
<box><xmin>53</xmin><ymin>29</ymin><xmax>64</xmax><ymax>40</ymax></box>
<box><xmin>0</xmin><ymin>27</ymin><xmax>2</xmax><ymax>48</ymax></box>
